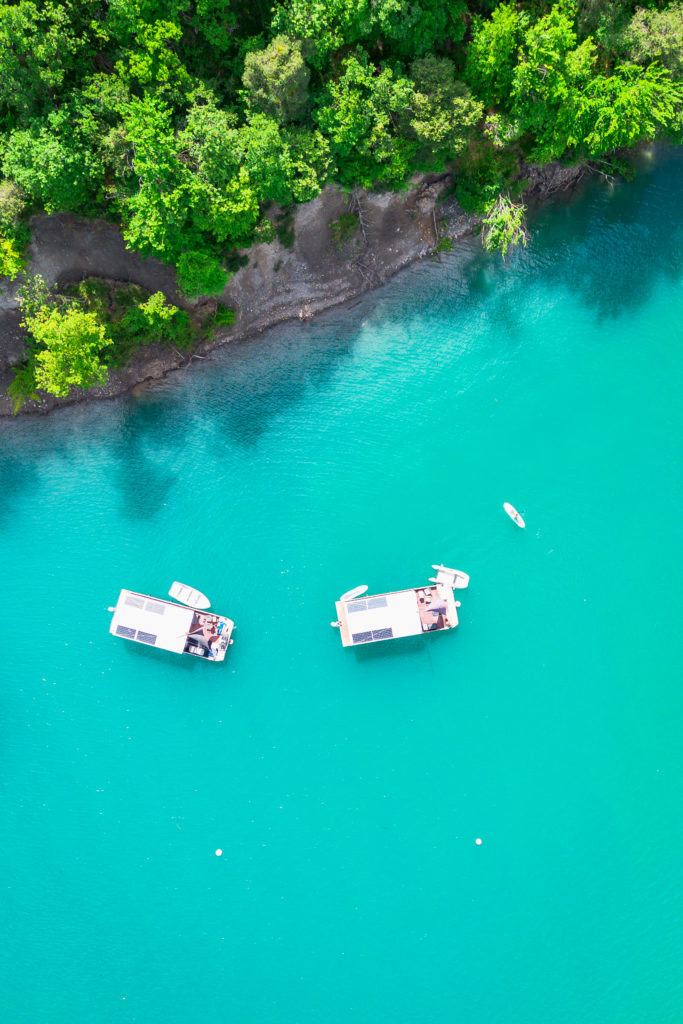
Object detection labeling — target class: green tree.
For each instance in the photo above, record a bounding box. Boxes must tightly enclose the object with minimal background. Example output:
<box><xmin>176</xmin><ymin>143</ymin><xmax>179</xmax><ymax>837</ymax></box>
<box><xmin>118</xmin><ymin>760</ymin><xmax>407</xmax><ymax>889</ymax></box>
<box><xmin>621</xmin><ymin>4</ymin><xmax>683</xmax><ymax>77</ymax></box>
<box><xmin>0</xmin><ymin>1</ymin><xmax>82</xmax><ymax>123</ymax></box>
<box><xmin>0</xmin><ymin>180</ymin><xmax>26</xmax><ymax>231</ymax></box>
<box><xmin>465</xmin><ymin>3</ymin><xmax>526</xmax><ymax>110</ymax></box>
<box><xmin>115</xmin><ymin>19</ymin><xmax>192</xmax><ymax>106</ymax></box>
<box><xmin>369</xmin><ymin>0</ymin><xmax>468</xmax><ymax>58</ymax></box>
<box><xmin>181</xmin><ymin>95</ymin><xmax>261</xmax><ymax>245</ymax></box>
<box><xmin>580</xmin><ymin>62</ymin><xmax>683</xmax><ymax>154</ymax></box>
<box><xmin>511</xmin><ymin>4</ymin><xmax>597</xmax><ymax>161</ymax></box>
<box><xmin>273</xmin><ymin>0</ymin><xmax>467</xmax><ymax>67</ymax></box>
<box><xmin>283</xmin><ymin>126</ymin><xmax>333</xmax><ymax>201</ymax></box>
<box><xmin>119</xmin><ymin>96</ymin><xmax>197</xmax><ymax>261</ymax></box>
<box><xmin>25</xmin><ymin>304</ymin><xmax>112</xmax><ymax>397</ymax></box>
<box><xmin>315</xmin><ymin>51</ymin><xmax>417</xmax><ymax>188</ymax></box>
<box><xmin>119</xmin><ymin>289</ymin><xmax>192</xmax><ymax>342</ymax></box>
<box><xmin>406</xmin><ymin>57</ymin><xmax>483</xmax><ymax>166</ymax></box>
<box><xmin>2</xmin><ymin>106</ymin><xmax>107</xmax><ymax>214</ymax></box>
<box><xmin>243</xmin><ymin>35</ymin><xmax>310</xmax><ymax>123</ymax></box>
<box><xmin>191</xmin><ymin>0</ymin><xmax>240</xmax><ymax>52</ymax></box>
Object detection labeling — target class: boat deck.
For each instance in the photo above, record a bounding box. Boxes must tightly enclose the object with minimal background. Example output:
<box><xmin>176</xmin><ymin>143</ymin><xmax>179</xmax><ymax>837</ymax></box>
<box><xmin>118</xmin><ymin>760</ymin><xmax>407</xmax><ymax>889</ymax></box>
<box><xmin>335</xmin><ymin>584</ymin><xmax>458</xmax><ymax>647</ymax></box>
<box><xmin>110</xmin><ymin>591</ymin><xmax>234</xmax><ymax>661</ymax></box>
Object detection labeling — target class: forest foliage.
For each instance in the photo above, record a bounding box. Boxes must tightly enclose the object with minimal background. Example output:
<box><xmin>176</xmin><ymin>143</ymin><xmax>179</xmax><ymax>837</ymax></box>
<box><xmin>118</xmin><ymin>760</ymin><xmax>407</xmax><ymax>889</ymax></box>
<box><xmin>0</xmin><ymin>0</ymin><xmax>681</xmax><ymax>401</ymax></box>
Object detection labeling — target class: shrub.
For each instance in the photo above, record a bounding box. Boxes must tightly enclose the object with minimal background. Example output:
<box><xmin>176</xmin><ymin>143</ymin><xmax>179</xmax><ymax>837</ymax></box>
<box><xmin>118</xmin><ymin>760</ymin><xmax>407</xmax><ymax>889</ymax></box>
<box><xmin>118</xmin><ymin>291</ymin><xmax>193</xmax><ymax>349</ymax></box>
<box><xmin>0</xmin><ymin>234</ymin><xmax>25</xmax><ymax>280</ymax></box>
<box><xmin>7</xmin><ymin>361</ymin><xmax>39</xmax><ymax>412</ymax></box>
<box><xmin>329</xmin><ymin>211</ymin><xmax>359</xmax><ymax>249</ymax></box>
<box><xmin>202</xmin><ymin>303</ymin><xmax>236</xmax><ymax>338</ymax></box>
<box><xmin>176</xmin><ymin>251</ymin><xmax>229</xmax><ymax>297</ymax></box>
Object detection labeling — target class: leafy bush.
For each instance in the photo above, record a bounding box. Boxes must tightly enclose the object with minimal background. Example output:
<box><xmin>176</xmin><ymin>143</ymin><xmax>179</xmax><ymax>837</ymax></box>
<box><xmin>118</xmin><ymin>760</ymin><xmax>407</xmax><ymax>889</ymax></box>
<box><xmin>64</xmin><ymin>280</ymin><xmax>195</xmax><ymax>366</ymax></box>
<box><xmin>455</xmin><ymin>144</ymin><xmax>518</xmax><ymax>215</ymax></box>
<box><xmin>176</xmin><ymin>251</ymin><xmax>230</xmax><ymax>298</ymax></box>
<box><xmin>329</xmin><ymin>211</ymin><xmax>359</xmax><ymax>249</ymax></box>
<box><xmin>202</xmin><ymin>303</ymin><xmax>236</xmax><ymax>338</ymax></box>
<box><xmin>0</xmin><ymin>235</ymin><xmax>26</xmax><ymax>280</ymax></box>
<box><xmin>7</xmin><ymin>360</ymin><xmax>40</xmax><ymax>413</ymax></box>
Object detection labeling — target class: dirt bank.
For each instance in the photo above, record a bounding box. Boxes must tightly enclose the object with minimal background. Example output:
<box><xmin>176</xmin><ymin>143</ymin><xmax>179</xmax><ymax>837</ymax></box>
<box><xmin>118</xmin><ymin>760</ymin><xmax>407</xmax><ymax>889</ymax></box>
<box><xmin>0</xmin><ymin>162</ymin><xmax>585</xmax><ymax>417</ymax></box>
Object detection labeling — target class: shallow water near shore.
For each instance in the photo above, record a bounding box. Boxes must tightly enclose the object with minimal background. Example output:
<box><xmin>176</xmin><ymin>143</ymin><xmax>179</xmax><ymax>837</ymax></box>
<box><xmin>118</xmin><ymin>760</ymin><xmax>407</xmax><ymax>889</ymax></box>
<box><xmin>1</xmin><ymin>149</ymin><xmax>682</xmax><ymax>1024</ymax></box>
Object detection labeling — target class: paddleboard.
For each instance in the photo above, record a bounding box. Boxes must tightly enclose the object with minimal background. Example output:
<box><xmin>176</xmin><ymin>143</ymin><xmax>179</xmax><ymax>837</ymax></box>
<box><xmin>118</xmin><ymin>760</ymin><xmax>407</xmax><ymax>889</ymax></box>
<box><xmin>503</xmin><ymin>502</ymin><xmax>526</xmax><ymax>528</ymax></box>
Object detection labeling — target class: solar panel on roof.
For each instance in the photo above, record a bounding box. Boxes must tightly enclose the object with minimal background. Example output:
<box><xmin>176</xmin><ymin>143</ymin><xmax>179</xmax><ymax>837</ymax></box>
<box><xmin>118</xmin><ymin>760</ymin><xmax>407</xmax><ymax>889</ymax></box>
<box><xmin>351</xmin><ymin>631</ymin><xmax>373</xmax><ymax>644</ymax></box>
<box><xmin>372</xmin><ymin>627</ymin><xmax>393</xmax><ymax>640</ymax></box>
<box><xmin>136</xmin><ymin>630</ymin><xmax>157</xmax><ymax>645</ymax></box>
<box><xmin>347</xmin><ymin>600</ymin><xmax>367</xmax><ymax>613</ymax></box>
<box><xmin>116</xmin><ymin>625</ymin><xmax>136</xmax><ymax>639</ymax></box>
<box><xmin>366</xmin><ymin>596</ymin><xmax>388</xmax><ymax>609</ymax></box>
<box><xmin>145</xmin><ymin>600</ymin><xmax>165</xmax><ymax>615</ymax></box>
<box><xmin>125</xmin><ymin>594</ymin><xmax>145</xmax><ymax>609</ymax></box>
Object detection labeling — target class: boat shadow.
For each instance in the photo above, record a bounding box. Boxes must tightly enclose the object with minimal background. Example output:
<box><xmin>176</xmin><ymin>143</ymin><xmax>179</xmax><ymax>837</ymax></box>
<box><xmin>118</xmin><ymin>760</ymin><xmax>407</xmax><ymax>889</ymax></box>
<box><xmin>118</xmin><ymin>638</ymin><xmax>218</xmax><ymax>675</ymax></box>
<box><xmin>351</xmin><ymin>633</ymin><xmax>431</xmax><ymax>663</ymax></box>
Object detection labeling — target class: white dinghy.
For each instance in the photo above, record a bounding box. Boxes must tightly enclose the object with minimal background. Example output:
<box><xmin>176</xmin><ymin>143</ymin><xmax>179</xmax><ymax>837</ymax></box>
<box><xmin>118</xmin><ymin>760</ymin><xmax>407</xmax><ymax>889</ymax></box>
<box><xmin>339</xmin><ymin>585</ymin><xmax>369</xmax><ymax>603</ymax></box>
<box><xmin>169</xmin><ymin>581</ymin><xmax>211</xmax><ymax>610</ymax></box>
<box><xmin>430</xmin><ymin>564</ymin><xmax>470</xmax><ymax>589</ymax></box>
<box><xmin>503</xmin><ymin>502</ymin><xmax>526</xmax><ymax>529</ymax></box>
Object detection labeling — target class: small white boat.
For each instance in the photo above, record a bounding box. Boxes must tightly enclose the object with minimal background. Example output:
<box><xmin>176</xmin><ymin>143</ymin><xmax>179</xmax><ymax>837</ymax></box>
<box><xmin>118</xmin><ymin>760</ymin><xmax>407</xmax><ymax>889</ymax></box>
<box><xmin>339</xmin><ymin>585</ymin><xmax>368</xmax><ymax>603</ymax></box>
<box><xmin>169</xmin><ymin>581</ymin><xmax>211</xmax><ymax>609</ymax></box>
<box><xmin>430</xmin><ymin>565</ymin><xmax>470</xmax><ymax>589</ymax></box>
<box><xmin>503</xmin><ymin>502</ymin><xmax>525</xmax><ymax>529</ymax></box>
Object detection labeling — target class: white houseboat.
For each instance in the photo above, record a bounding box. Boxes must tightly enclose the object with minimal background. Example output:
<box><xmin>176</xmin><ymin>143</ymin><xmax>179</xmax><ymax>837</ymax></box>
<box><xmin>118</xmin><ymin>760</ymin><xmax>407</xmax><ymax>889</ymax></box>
<box><xmin>109</xmin><ymin>584</ymin><xmax>234</xmax><ymax>661</ymax></box>
<box><xmin>332</xmin><ymin>564</ymin><xmax>468</xmax><ymax>648</ymax></box>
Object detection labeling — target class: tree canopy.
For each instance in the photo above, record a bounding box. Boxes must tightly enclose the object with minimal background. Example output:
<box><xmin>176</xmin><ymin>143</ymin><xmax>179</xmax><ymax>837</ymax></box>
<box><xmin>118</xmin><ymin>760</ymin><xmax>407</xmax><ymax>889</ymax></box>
<box><xmin>0</xmin><ymin>0</ymin><xmax>679</xmax><ymax>291</ymax></box>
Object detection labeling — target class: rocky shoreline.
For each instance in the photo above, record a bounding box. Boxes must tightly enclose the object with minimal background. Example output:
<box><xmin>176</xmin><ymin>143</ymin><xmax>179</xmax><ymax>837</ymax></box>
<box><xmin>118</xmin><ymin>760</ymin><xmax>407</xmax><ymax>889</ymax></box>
<box><xmin>0</xmin><ymin>161</ymin><xmax>586</xmax><ymax>417</ymax></box>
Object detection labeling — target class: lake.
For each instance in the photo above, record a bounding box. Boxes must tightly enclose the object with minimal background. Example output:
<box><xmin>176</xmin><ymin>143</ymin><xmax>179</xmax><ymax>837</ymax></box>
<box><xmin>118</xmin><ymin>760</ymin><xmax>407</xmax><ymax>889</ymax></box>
<box><xmin>1</xmin><ymin>147</ymin><xmax>681</xmax><ymax>1024</ymax></box>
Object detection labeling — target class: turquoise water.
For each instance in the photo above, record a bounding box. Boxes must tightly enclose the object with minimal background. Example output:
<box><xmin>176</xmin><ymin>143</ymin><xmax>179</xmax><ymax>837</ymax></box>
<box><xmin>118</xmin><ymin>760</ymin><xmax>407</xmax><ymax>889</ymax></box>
<box><xmin>1</xmin><ymin>149</ymin><xmax>682</xmax><ymax>1024</ymax></box>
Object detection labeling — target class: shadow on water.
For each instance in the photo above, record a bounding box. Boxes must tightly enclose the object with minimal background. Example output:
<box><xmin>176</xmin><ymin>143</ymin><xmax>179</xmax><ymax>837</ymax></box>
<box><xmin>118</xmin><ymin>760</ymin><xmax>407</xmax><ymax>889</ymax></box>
<box><xmin>107</xmin><ymin>393</ymin><xmax>195</xmax><ymax>521</ymax></box>
<box><xmin>526</xmin><ymin>146</ymin><xmax>683</xmax><ymax>320</ymax></box>
<box><xmin>454</xmin><ymin>145</ymin><xmax>683</xmax><ymax>325</ymax></box>
<box><xmin>0</xmin><ymin>452</ymin><xmax>41</xmax><ymax>528</ymax></box>
<box><xmin>194</xmin><ymin>321</ymin><xmax>354</xmax><ymax>450</ymax></box>
<box><xmin>1</xmin><ymin>146</ymin><xmax>680</xmax><ymax>485</ymax></box>
<box><xmin>352</xmin><ymin>633</ymin><xmax>429</xmax><ymax>664</ymax></box>
<box><xmin>118</xmin><ymin>639</ymin><xmax>205</xmax><ymax>674</ymax></box>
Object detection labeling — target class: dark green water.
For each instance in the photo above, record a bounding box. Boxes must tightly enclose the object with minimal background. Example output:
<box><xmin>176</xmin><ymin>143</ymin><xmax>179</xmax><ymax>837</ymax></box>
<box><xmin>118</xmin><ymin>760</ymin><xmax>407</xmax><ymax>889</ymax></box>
<box><xmin>1</xmin><ymin>149</ymin><xmax>681</xmax><ymax>1024</ymax></box>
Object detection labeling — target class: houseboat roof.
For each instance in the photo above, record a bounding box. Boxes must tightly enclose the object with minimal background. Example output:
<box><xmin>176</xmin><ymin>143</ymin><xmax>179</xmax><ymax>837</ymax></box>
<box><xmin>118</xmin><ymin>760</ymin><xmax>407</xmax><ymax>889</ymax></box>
<box><xmin>335</xmin><ymin>583</ymin><xmax>458</xmax><ymax>647</ymax></box>
<box><xmin>109</xmin><ymin>589</ymin><xmax>233</xmax><ymax>661</ymax></box>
